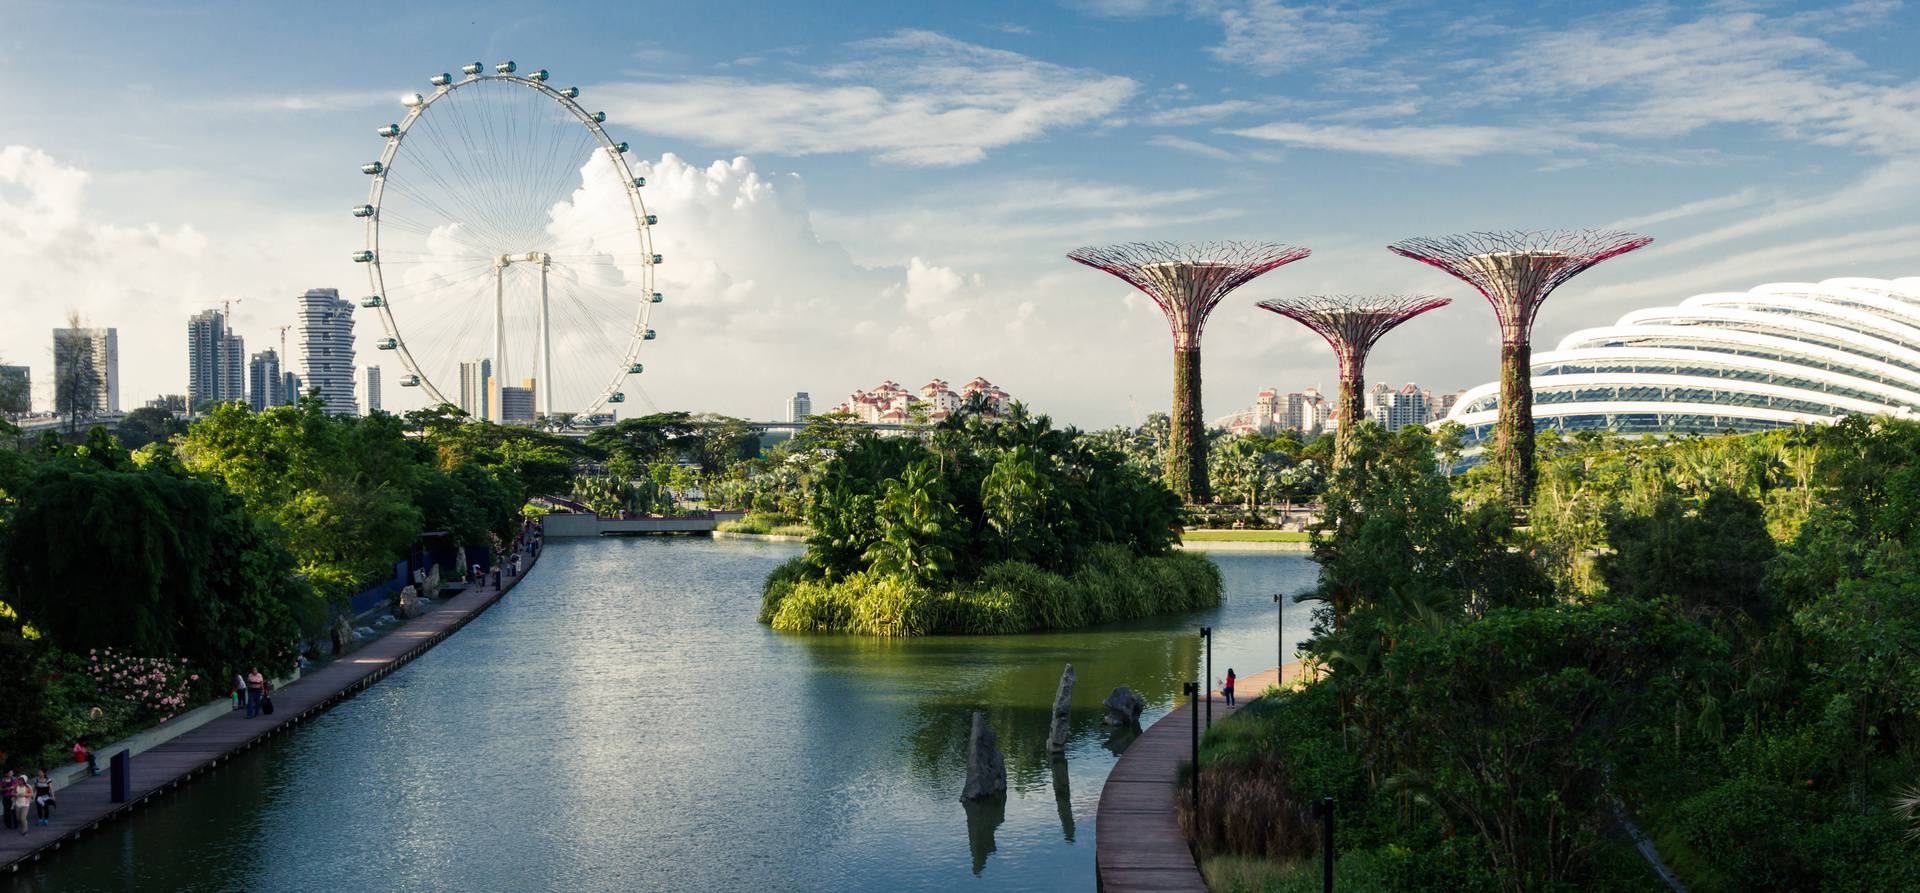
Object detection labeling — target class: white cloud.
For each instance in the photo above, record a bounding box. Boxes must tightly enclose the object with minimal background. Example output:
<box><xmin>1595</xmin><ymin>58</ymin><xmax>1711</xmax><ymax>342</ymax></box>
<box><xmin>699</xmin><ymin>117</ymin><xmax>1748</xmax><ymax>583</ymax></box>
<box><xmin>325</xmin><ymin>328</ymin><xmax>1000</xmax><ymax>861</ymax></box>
<box><xmin>1204</xmin><ymin>1</ymin><xmax>1381</xmax><ymax>75</ymax></box>
<box><xmin>1142</xmin><ymin>99</ymin><xmax>1265</xmax><ymax>126</ymax></box>
<box><xmin>1224</xmin><ymin>121</ymin><xmax>1584</xmax><ymax>163</ymax></box>
<box><xmin>1604</xmin><ymin>187</ymin><xmax>1760</xmax><ymax>231</ymax></box>
<box><xmin>593</xmin><ymin>30</ymin><xmax>1135</xmax><ymax>167</ymax></box>
<box><xmin>1147</xmin><ymin>134</ymin><xmax>1239</xmax><ymax>160</ymax></box>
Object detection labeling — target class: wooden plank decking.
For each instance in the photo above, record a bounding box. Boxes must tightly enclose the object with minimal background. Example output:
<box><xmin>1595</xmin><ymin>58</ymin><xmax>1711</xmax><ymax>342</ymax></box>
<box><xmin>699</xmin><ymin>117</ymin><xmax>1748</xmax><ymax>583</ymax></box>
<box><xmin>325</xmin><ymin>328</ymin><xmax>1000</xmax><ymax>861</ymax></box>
<box><xmin>1095</xmin><ymin>663</ymin><xmax>1305</xmax><ymax>892</ymax></box>
<box><xmin>0</xmin><ymin>546</ymin><xmax>540</xmax><ymax>874</ymax></box>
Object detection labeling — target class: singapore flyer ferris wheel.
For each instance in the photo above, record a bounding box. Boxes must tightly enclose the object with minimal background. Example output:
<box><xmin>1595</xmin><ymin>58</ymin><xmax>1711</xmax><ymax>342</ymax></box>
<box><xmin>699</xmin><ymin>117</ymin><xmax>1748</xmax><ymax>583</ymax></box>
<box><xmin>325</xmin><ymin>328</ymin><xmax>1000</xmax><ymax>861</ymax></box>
<box><xmin>352</xmin><ymin>60</ymin><xmax>660</xmax><ymax>425</ymax></box>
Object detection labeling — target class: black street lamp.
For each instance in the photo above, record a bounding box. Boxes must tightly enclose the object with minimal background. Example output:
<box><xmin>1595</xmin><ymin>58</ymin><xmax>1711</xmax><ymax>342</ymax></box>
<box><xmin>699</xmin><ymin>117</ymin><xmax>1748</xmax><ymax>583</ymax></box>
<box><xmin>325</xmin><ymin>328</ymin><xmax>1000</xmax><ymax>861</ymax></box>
<box><xmin>1272</xmin><ymin>592</ymin><xmax>1287</xmax><ymax>672</ymax></box>
<box><xmin>1313</xmin><ymin>796</ymin><xmax>1335</xmax><ymax>892</ymax></box>
<box><xmin>1199</xmin><ymin>625</ymin><xmax>1213</xmax><ymax>728</ymax></box>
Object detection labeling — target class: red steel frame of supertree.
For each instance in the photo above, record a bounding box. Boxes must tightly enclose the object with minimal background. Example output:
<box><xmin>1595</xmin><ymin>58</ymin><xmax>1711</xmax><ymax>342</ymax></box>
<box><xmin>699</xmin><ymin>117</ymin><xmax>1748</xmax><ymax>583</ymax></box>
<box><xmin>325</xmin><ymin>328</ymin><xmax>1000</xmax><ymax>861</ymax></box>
<box><xmin>1255</xmin><ymin>294</ymin><xmax>1450</xmax><ymax>466</ymax></box>
<box><xmin>1388</xmin><ymin>230</ymin><xmax>1651</xmax><ymax>503</ymax></box>
<box><xmin>1068</xmin><ymin>241</ymin><xmax>1310</xmax><ymax>503</ymax></box>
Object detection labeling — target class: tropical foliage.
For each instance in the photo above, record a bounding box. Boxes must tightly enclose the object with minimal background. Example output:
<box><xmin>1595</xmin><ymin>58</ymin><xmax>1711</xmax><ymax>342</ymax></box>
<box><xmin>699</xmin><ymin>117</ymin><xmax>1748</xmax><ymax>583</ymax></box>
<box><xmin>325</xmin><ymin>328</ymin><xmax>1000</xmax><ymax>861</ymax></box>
<box><xmin>759</xmin><ymin>405</ymin><xmax>1219</xmax><ymax>635</ymax></box>
<box><xmin>1190</xmin><ymin>418</ymin><xmax>1920</xmax><ymax>892</ymax></box>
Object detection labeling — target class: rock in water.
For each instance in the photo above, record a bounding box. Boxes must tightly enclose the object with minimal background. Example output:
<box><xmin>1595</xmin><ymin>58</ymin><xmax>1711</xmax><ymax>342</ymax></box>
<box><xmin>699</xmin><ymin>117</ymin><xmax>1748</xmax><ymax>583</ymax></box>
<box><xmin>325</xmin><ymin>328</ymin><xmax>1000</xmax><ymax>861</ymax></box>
<box><xmin>961</xmin><ymin>711</ymin><xmax>1007</xmax><ymax>801</ymax></box>
<box><xmin>394</xmin><ymin>584</ymin><xmax>425</xmax><ymax>620</ymax></box>
<box><xmin>1102</xmin><ymin>686</ymin><xmax>1145</xmax><ymax>727</ymax></box>
<box><xmin>1047</xmin><ymin>664</ymin><xmax>1075</xmax><ymax>752</ymax></box>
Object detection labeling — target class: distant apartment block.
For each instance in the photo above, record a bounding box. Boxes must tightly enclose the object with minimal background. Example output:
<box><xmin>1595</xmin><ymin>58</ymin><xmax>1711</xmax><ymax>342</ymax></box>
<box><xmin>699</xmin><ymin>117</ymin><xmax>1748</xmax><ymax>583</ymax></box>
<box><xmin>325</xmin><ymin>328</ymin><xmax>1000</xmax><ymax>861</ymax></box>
<box><xmin>786</xmin><ymin>391</ymin><xmax>812</xmax><ymax>423</ymax></box>
<box><xmin>296</xmin><ymin>288</ymin><xmax>355</xmax><ymax>416</ymax></box>
<box><xmin>0</xmin><ymin>364</ymin><xmax>28</xmax><ymax>415</ymax></box>
<box><xmin>248</xmin><ymin>349</ymin><xmax>282</xmax><ymax>412</ymax></box>
<box><xmin>187</xmin><ymin>308</ymin><xmax>246</xmax><ymax>409</ymax></box>
<box><xmin>826</xmin><ymin>377</ymin><xmax>1011</xmax><ymax>424</ymax></box>
<box><xmin>52</xmin><ymin>326</ymin><xmax>118</xmax><ymax>414</ymax></box>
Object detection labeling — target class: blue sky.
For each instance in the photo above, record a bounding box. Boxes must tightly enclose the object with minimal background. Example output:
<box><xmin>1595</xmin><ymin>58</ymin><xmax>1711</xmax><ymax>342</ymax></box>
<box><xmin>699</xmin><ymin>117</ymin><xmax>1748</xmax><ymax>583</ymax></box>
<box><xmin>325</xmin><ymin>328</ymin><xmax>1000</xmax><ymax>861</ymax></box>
<box><xmin>2</xmin><ymin>0</ymin><xmax>1917</xmax><ymax>425</ymax></box>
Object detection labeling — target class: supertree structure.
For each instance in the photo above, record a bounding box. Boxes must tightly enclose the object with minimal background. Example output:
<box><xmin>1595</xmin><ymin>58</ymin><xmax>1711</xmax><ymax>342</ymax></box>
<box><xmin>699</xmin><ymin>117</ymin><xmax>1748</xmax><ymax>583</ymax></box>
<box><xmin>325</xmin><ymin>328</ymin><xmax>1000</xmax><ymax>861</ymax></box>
<box><xmin>1255</xmin><ymin>294</ymin><xmax>1450</xmax><ymax>466</ymax></box>
<box><xmin>1388</xmin><ymin>230</ymin><xmax>1651</xmax><ymax>503</ymax></box>
<box><xmin>1068</xmin><ymin>241</ymin><xmax>1310</xmax><ymax>503</ymax></box>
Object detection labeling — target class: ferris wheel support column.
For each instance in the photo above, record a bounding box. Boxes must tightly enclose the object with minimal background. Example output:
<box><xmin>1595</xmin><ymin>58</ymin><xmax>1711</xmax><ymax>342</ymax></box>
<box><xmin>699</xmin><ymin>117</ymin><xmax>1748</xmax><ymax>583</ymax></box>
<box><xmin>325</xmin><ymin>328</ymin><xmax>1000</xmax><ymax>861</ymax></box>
<box><xmin>493</xmin><ymin>255</ymin><xmax>509</xmax><ymax>423</ymax></box>
<box><xmin>538</xmin><ymin>252</ymin><xmax>553</xmax><ymax>420</ymax></box>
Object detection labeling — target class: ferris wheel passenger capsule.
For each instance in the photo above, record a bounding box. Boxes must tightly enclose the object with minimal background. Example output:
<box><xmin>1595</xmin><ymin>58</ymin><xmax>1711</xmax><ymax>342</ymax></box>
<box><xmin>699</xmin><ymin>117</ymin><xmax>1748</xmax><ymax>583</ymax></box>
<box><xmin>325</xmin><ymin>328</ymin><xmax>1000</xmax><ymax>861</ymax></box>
<box><xmin>375</xmin><ymin>338</ymin><xmax>398</xmax><ymax>350</ymax></box>
<box><xmin>628</xmin><ymin>363</ymin><xmax>644</xmax><ymax>374</ymax></box>
<box><xmin>529</xmin><ymin>69</ymin><xmax>549</xmax><ymax>82</ymax></box>
<box><xmin>608</xmin><ymin>392</ymin><xmax>626</xmax><ymax>403</ymax></box>
<box><xmin>401</xmin><ymin>92</ymin><xmax>425</xmax><ymax>107</ymax></box>
<box><xmin>611</xmin><ymin>142</ymin><xmax>629</xmax><ymax>154</ymax></box>
<box><xmin>430</xmin><ymin>73</ymin><xmax>453</xmax><ymax>87</ymax></box>
<box><xmin>377</xmin><ymin>124</ymin><xmax>400</xmax><ymax>138</ymax></box>
<box><xmin>650</xmin><ymin>254</ymin><xmax>663</xmax><ymax>265</ymax></box>
<box><xmin>590</xmin><ymin>111</ymin><xmax>607</xmax><ymax>124</ymax></box>
<box><xmin>352</xmin><ymin>250</ymin><xmax>376</xmax><ymax>263</ymax></box>
<box><xmin>399</xmin><ymin>374</ymin><xmax>421</xmax><ymax>387</ymax></box>
<box><xmin>352</xmin><ymin>204</ymin><xmax>375</xmax><ymax>218</ymax></box>
<box><xmin>643</xmin><ymin>329</ymin><xmax>657</xmax><ymax>341</ymax></box>
<box><xmin>361</xmin><ymin>161</ymin><xmax>385</xmax><ymax>175</ymax></box>
<box><xmin>496</xmin><ymin>61</ymin><xmax>516</xmax><ymax>74</ymax></box>
<box><xmin>644</xmin><ymin>214</ymin><xmax>657</xmax><ymax>225</ymax></box>
<box><xmin>462</xmin><ymin>62</ymin><xmax>483</xmax><ymax>76</ymax></box>
<box><xmin>359</xmin><ymin>295</ymin><xmax>384</xmax><ymax>308</ymax></box>
<box><xmin>560</xmin><ymin>86</ymin><xmax>580</xmax><ymax>99</ymax></box>
<box><xmin>650</xmin><ymin>292</ymin><xmax>664</xmax><ymax>304</ymax></box>
<box><xmin>631</xmin><ymin>177</ymin><xmax>646</xmax><ymax>188</ymax></box>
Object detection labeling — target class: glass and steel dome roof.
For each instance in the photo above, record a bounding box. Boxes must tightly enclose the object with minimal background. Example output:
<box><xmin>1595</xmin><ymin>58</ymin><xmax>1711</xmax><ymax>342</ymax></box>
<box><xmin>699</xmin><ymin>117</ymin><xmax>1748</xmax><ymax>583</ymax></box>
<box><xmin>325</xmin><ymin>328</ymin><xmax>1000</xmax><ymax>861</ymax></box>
<box><xmin>1441</xmin><ymin>276</ymin><xmax>1920</xmax><ymax>445</ymax></box>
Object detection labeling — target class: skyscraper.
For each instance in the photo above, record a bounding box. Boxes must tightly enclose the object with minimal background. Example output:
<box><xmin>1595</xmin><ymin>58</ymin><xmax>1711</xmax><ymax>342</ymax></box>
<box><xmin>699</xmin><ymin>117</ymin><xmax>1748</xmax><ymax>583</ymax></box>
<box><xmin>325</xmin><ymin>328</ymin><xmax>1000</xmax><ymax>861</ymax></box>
<box><xmin>296</xmin><ymin>288</ymin><xmax>355</xmax><ymax>416</ymax></box>
<box><xmin>283</xmin><ymin>371</ymin><xmax>304</xmax><ymax>405</ymax></box>
<box><xmin>787</xmin><ymin>391</ymin><xmax>812</xmax><ymax>423</ymax></box>
<box><xmin>458</xmin><ymin>358</ymin><xmax>492</xmax><ymax>420</ymax></box>
<box><xmin>248</xmin><ymin>349</ymin><xmax>282</xmax><ymax>412</ymax></box>
<box><xmin>361</xmin><ymin>366</ymin><xmax>382</xmax><ymax>415</ymax></box>
<box><xmin>188</xmin><ymin>309</ymin><xmax>246</xmax><ymax>410</ymax></box>
<box><xmin>500</xmin><ymin>378</ymin><xmax>536</xmax><ymax>424</ymax></box>
<box><xmin>0</xmin><ymin>365</ymin><xmax>28</xmax><ymax>415</ymax></box>
<box><xmin>52</xmin><ymin>327</ymin><xmax>118</xmax><ymax>415</ymax></box>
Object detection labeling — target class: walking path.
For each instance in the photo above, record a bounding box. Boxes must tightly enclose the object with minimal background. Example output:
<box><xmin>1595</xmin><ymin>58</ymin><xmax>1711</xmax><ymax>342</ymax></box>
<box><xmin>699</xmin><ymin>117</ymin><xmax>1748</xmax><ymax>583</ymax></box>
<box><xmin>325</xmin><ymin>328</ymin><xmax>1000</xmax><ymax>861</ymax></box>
<box><xmin>0</xmin><ymin>544</ymin><xmax>541</xmax><ymax>875</ymax></box>
<box><xmin>1095</xmin><ymin>662</ymin><xmax>1310</xmax><ymax>893</ymax></box>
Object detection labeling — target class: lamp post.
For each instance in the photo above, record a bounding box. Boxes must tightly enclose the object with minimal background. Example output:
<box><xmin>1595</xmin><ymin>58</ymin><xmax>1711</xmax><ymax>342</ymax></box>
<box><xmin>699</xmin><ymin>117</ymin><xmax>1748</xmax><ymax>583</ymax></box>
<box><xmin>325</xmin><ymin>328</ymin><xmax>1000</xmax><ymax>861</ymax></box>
<box><xmin>1272</xmin><ymin>592</ymin><xmax>1285</xmax><ymax>671</ymax></box>
<box><xmin>1199</xmin><ymin>626</ymin><xmax>1213</xmax><ymax>727</ymax></box>
<box><xmin>1313</xmin><ymin>796</ymin><xmax>1335</xmax><ymax>892</ymax></box>
<box><xmin>1183</xmin><ymin>680</ymin><xmax>1200</xmax><ymax>825</ymax></box>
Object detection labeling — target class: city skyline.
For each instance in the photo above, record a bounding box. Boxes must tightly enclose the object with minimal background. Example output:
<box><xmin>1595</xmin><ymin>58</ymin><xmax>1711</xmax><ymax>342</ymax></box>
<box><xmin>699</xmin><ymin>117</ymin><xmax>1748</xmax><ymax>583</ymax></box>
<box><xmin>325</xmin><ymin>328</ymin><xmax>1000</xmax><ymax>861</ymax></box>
<box><xmin>1</xmin><ymin>2</ymin><xmax>1916</xmax><ymax>427</ymax></box>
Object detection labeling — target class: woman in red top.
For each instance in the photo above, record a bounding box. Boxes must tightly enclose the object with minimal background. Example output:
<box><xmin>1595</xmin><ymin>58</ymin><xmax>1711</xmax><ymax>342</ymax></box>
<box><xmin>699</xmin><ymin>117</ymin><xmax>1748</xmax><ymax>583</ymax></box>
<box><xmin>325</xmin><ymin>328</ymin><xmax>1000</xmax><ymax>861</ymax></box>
<box><xmin>1222</xmin><ymin>669</ymin><xmax>1238</xmax><ymax>707</ymax></box>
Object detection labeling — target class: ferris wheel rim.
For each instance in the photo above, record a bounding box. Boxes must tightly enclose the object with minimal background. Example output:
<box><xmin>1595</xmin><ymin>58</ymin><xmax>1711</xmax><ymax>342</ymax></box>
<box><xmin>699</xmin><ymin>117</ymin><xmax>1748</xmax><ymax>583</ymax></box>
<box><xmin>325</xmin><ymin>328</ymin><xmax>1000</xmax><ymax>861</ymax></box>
<box><xmin>359</xmin><ymin>65</ymin><xmax>657</xmax><ymax>420</ymax></box>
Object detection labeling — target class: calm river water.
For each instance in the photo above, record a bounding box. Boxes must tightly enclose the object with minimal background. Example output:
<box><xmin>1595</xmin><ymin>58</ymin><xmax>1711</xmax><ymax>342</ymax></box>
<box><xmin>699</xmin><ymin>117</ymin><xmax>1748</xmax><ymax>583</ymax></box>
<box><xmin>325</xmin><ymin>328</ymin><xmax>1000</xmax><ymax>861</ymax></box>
<box><xmin>10</xmin><ymin>538</ymin><xmax>1316</xmax><ymax>892</ymax></box>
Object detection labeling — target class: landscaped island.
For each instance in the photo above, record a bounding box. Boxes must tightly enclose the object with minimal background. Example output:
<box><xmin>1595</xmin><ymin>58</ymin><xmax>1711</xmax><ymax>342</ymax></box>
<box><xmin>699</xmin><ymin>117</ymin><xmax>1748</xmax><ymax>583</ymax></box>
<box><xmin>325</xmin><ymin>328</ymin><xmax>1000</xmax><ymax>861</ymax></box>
<box><xmin>759</xmin><ymin>408</ymin><xmax>1221</xmax><ymax>635</ymax></box>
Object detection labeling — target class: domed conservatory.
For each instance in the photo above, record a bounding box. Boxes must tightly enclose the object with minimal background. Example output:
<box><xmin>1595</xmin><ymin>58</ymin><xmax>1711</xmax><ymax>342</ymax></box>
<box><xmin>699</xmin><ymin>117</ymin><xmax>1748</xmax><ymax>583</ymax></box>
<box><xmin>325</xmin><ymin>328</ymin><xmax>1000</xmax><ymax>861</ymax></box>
<box><xmin>1442</xmin><ymin>277</ymin><xmax>1920</xmax><ymax>446</ymax></box>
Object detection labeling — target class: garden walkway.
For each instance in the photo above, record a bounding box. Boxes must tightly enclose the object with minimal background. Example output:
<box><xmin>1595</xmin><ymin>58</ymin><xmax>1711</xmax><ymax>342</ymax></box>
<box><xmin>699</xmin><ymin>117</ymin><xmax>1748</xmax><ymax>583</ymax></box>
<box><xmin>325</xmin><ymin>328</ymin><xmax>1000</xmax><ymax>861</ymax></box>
<box><xmin>0</xmin><ymin>544</ymin><xmax>541</xmax><ymax>875</ymax></box>
<box><xmin>1095</xmin><ymin>662</ymin><xmax>1309</xmax><ymax>893</ymax></box>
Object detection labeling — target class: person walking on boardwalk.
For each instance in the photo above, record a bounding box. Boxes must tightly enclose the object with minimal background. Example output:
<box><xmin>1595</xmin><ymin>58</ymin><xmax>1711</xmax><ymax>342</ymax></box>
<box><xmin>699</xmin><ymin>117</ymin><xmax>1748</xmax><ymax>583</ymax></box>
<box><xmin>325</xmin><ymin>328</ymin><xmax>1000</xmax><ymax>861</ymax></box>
<box><xmin>232</xmin><ymin>672</ymin><xmax>246</xmax><ymax>711</ymax></box>
<box><xmin>8</xmin><ymin>772</ymin><xmax>30</xmax><ymax>835</ymax></box>
<box><xmin>245</xmin><ymin>666</ymin><xmax>266</xmax><ymax>718</ymax></box>
<box><xmin>32</xmin><ymin>769</ymin><xmax>52</xmax><ymax>826</ymax></box>
<box><xmin>1221</xmin><ymin>669</ymin><xmax>1237</xmax><ymax>707</ymax></box>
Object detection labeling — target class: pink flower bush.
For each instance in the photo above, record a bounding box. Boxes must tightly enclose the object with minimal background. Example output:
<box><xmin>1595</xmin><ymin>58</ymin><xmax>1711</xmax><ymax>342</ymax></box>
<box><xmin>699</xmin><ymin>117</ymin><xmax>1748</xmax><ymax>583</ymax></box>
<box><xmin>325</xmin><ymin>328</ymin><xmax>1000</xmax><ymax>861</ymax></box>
<box><xmin>89</xmin><ymin>648</ymin><xmax>196</xmax><ymax>722</ymax></box>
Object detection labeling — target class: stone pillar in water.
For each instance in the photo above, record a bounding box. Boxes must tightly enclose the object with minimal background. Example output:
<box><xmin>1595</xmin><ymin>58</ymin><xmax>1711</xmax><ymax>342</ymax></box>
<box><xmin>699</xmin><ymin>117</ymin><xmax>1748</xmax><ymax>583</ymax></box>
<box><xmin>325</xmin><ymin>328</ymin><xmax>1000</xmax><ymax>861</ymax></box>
<box><xmin>1047</xmin><ymin>664</ymin><xmax>1075</xmax><ymax>752</ymax></box>
<box><xmin>961</xmin><ymin>711</ymin><xmax>1007</xmax><ymax>801</ymax></box>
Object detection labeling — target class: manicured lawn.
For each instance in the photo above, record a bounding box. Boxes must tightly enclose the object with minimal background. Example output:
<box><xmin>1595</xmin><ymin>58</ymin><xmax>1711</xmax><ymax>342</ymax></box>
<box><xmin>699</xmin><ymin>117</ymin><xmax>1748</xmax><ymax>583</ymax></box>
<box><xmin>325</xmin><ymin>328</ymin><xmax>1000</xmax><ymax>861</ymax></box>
<box><xmin>1182</xmin><ymin>529</ymin><xmax>1310</xmax><ymax>543</ymax></box>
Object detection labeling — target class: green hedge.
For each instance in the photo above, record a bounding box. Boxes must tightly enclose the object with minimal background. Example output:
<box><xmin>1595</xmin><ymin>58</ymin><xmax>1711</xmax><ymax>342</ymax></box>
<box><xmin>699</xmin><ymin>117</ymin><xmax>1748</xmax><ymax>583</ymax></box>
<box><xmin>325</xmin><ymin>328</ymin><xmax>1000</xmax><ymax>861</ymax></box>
<box><xmin>759</xmin><ymin>544</ymin><xmax>1221</xmax><ymax>635</ymax></box>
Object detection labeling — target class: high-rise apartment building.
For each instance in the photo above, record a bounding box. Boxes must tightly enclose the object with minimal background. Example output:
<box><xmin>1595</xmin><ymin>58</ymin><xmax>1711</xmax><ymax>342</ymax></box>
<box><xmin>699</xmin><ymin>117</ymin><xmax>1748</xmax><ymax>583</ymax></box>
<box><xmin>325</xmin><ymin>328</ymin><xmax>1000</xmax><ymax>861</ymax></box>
<box><xmin>787</xmin><ymin>391</ymin><xmax>812</xmax><ymax>423</ymax></box>
<box><xmin>296</xmin><ymin>288</ymin><xmax>355</xmax><ymax>416</ymax></box>
<box><xmin>283</xmin><ymin>371</ymin><xmax>304</xmax><ymax>405</ymax></box>
<box><xmin>52</xmin><ymin>327</ymin><xmax>118</xmax><ymax>415</ymax></box>
<box><xmin>361</xmin><ymin>366</ymin><xmax>382</xmax><ymax>415</ymax></box>
<box><xmin>1365</xmin><ymin>383</ymin><xmax>1435</xmax><ymax>432</ymax></box>
<box><xmin>458</xmin><ymin>358</ymin><xmax>492</xmax><ymax>420</ymax></box>
<box><xmin>0</xmin><ymin>365</ymin><xmax>28</xmax><ymax>415</ymax></box>
<box><xmin>187</xmin><ymin>309</ymin><xmax>246</xmax><ymax>410</ymax></box>
<box><xmin>499</xmin><ymin>378</ymin><xmax>536</xmax><ymax>424</ymax></box>
<box><xmin>248</xmin><ymin>349</ymin><xmax>282</xmax><ymax>412</ymax></box>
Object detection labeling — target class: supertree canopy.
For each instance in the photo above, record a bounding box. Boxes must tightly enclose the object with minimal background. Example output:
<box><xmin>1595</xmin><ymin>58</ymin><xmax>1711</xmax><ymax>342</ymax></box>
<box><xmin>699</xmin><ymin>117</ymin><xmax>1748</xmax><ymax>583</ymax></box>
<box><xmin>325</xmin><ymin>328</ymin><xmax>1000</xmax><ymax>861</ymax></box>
<box><xmin>1388</xmin><ymin>230</ymin><xmax>1651</xmax><ymax>503</ymax></box>
<box><xmin>1256</xmin><ymin>294</ymin><xmax>1449</xmax><ymax>465</ymax></box>
<box><xmin>1069</xmin><ymin>241</ymin><xmax>1310</xmax><ymax>503</ymax></box>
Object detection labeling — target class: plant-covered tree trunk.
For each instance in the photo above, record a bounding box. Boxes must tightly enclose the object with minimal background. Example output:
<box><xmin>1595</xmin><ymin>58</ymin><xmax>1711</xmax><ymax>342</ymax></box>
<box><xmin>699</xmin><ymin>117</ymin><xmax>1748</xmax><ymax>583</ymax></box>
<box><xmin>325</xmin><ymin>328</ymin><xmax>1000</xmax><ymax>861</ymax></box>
<box><xmin>1169</xmin><ymin>346</ymin><xmax>1209</xmax><ymax>504</ymax></box>
<box><xmin>1335</xmin><ymin>372</ymin><xmax>1365</xmax><ymax>470</ymax></box>
<box><xmin>1495</xmin><ymin>339</ymin><xmax>1535</xmax><ymax>505</ymax></box>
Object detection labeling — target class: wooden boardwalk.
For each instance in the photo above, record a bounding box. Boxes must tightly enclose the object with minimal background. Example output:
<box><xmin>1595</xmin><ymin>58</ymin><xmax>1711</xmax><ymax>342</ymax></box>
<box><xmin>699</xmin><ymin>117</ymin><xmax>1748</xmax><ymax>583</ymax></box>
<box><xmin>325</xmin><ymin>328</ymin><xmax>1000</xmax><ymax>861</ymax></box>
<box><xmin>0</xmin><ymin>546</ymin><xmax>540</xmax><ymax>875</ymax></box>
<box><xmin>1095</xmin><ymin>662</ymin><xmax>1307</xmax><ymax>893</ymax></box>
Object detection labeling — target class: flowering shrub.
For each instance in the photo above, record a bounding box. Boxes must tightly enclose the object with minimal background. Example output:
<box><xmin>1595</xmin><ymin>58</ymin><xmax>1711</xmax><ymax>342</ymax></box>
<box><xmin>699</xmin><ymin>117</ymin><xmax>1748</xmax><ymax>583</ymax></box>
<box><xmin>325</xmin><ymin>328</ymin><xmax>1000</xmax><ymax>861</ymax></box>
<box><xmin>88</xmin><ymin>648</ymin><xmax>199</xmax><ymax>722</ymax></box>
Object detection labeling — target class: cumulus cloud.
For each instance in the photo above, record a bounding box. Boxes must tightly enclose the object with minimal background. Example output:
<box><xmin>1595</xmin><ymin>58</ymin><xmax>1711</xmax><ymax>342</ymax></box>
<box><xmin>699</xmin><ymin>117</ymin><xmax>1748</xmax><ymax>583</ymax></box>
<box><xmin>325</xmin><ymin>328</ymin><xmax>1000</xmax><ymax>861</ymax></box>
<box><xmin>592</xmin><ymin>30</ymin><xmax>1136</xmax><ymax>167</ymax></box>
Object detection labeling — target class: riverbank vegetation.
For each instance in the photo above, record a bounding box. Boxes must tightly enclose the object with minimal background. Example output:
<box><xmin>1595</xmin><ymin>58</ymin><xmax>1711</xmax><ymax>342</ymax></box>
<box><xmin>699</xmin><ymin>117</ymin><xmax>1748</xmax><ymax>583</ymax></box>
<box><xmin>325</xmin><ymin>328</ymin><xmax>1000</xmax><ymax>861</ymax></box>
<box><xmin>1187</xmin><ymin>419</ymin><xmax>1920</xmax><ymax>892</ymax></box>
<box><xmin>0</xmin><ymin>399</ymin><xmax>561</xmax><ymax>768</ymax></box>
<box><xmin>759</xmin><ymin>406</ymin><xmax>1221</xmax><ymax>635</ymax></box>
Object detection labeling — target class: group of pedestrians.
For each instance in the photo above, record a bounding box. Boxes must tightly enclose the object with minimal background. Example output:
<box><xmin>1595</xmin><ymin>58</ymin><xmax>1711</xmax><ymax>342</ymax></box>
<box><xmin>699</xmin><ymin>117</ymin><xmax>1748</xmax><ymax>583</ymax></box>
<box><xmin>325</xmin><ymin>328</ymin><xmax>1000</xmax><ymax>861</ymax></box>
<box><xmin>1</xmin><ymin>769</ymin><xmax>54</xmax><ymax>834</ymax></box>
<box><xmin>231</xmin><ymin>667</ymin><xmax>271</xmax><ymax>718</ymax></box>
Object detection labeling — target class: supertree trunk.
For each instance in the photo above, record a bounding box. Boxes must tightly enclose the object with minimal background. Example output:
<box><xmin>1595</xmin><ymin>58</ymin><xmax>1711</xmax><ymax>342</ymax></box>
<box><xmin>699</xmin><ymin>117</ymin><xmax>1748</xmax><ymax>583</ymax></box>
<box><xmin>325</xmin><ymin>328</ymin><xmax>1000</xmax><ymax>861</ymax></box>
<box><xmin>1169</xmin><ymin>345</ymin><xmax>1209</xmax><ymax>503</ymax></box>
<box><xmin>1496</xmin><ymin>339</ymin><xmax>1533</xmax><ymax>503</ymax></box>
<box><xmin>1335</xmin><ymin>369</ymin><xmax>1366</xmax><ymax>466</ymax></box>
